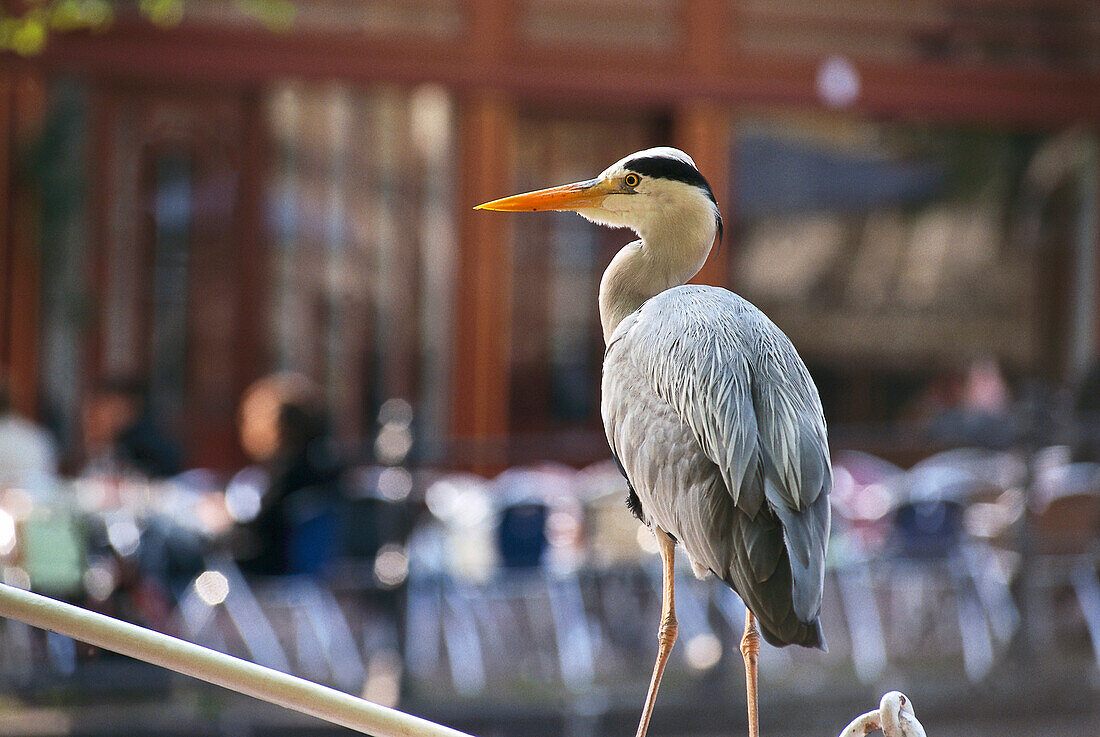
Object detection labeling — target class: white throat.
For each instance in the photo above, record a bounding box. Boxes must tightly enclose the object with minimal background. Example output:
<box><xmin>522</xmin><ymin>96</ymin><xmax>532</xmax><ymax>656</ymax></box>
<box><xmin>596</xmin><ymin>187</ymin><xmax>718</xmax><ymax>343</ymax></box>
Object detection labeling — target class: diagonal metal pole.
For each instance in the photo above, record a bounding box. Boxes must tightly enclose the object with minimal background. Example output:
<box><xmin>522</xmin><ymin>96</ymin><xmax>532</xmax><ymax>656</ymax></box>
<box><xmin>0</xmin><ymin>582</ymin><xmax>473</xmax><ymax>737</ymax></box>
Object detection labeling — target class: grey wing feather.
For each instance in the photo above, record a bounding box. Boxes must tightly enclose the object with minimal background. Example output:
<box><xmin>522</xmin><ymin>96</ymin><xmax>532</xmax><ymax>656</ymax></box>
<box><xmin>744</xmin><ymin>312</ymin><xmax>831</xmax><ymax>622</ymax></box>
<box><xmin>605</xmin><ymin>285</ymin><xmax>831</xmax><ymax>639</ymax></box>
<box><xmin>628</xmin><ymin>297</ymin><xmax>764</xmax><ymax>515</ymax></box>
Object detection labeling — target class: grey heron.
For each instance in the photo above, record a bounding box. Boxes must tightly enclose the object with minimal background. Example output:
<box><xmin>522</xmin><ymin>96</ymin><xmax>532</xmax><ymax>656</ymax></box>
<box><xmin>477</xmin><ymin>147</ymin><xmax>830</xmax><ymax>737</ymax></box>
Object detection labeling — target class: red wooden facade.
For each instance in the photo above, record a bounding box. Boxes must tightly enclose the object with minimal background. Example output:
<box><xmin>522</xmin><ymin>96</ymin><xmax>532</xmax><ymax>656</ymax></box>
<box><xmin>2</xmin><ymin>0</ymin><xmax>1098</xmax><ymax>471</ymax></box>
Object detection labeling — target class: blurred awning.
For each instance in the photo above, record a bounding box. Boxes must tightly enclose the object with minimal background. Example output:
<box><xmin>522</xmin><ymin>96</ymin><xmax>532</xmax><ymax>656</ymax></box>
<box><xmin>736</xmin><ymin>134</ymin><xmax>946</xmax><ymax>219</ymax></box>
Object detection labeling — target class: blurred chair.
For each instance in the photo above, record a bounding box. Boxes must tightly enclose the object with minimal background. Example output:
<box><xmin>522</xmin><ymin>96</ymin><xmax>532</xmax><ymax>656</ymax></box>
<box><xmin>179</xmin><ymin>554</ymin><xmax>366</xmax><ymax>691</ymax></box>
<box><xmin>907</xmin><ymin>450</ymin><xmax>1025</xmax><ymax>648</ymax></box>
<box><xmin>250</xmin><ymin>575</ymin><xmax>365</xmax><ymax>691</ymax></box>
<box><xmin>405</xmin><ymin>467</ymin><xmax>598</xmax><ymax>697</ymax></box>
<box><xmin>582</xmin><ymin>460</ymin><xmax>745</xmax><ymax>679</ymax></box>
<box><xmin>339</xmin><ymin>466</ymin><xmax>414</xmax><ymax>561</ymax></box>
<box><xmin>482</xmin><ymin>466</ymin><xmax>596</xmax><ymax>692</ymax></box>
<box><xmin>177</xmin><ymin>556</ymin><xmax>291</xmax><ymax>673</ymax></box>
<box><xmin>405</xmin><ymin>473</ymin><xmax>493</xmax><ymax>695</ymax></box>
<box><xmin>879</xmin><ymin>484</ymin><xmax>1000</xmax><ymax>682</ymax></box>
<box><xmin>826</xmin><ymin>452</ymin><xmax>898</xmax><ymax>684</ymax></box>
<box><xmin>827</xmin><ymin>448</ymin><xmax>1025</xmax><ymax>684</ymax></box>
<box><xmin>909</xmin><ymin>448</ymin><xmax>1026</xmax><ymax>503</ymax></box>
<box><xmin>577</xmin><ymin>460</ymin><xmax>644</xmax><ymax>569</ymax></box>
<box><xmin>576</xmin><ymin>461</ymin><xmax>660</xmax><ymax>669</ymax></box>
<box><xmin>497</xmin><ymin>500</ymin><xmax>549</xmax><ymax>569</ymax></box>
<box><xmin>328</xmin><ymin>465</ymin><xmax>414</xmax><ymax>687</ymax></box>
<box><xmin>902</xmin><ymin>455</ymin><xmax>1021</xmax><ymax>639</ymax></box>
<box><xmin>1024</xmin><ymin>460</ymin><xmax>1100</xmax><ymax>667</ymax></box>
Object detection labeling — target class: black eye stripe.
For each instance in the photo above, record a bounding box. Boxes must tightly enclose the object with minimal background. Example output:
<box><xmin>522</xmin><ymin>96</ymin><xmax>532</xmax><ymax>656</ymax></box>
<box><xmin>624</xmin><ymin>155</ymin><xmax>717</xmax><ymax>206</ymax></box>
<box><xmin>625</xmin><ymin>154</ymin><xmax>723</xmax><ymax>252</ymax></box>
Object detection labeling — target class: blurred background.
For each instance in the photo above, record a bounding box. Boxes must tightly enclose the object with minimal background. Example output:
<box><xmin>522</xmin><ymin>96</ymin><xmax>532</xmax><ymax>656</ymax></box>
<box><xmin>0</xmin><ymin>1</ymin><xmax>1099</xmax><ymax>735</ymax></box>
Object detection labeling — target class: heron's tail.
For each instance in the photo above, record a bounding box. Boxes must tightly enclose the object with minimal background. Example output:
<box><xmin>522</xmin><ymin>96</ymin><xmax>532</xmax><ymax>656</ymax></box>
<box><xmin>720</xmin><ymin>550</ymin><xmax>828</xmax><ymax>652</ymax></box>
<box><xmin>759</xmin><ymin>611</ymin><xmax>826</xmax><ymax>651</ymax></box>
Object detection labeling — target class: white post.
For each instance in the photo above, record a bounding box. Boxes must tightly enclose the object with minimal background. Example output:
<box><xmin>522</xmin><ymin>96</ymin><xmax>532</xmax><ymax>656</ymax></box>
<box><xmin>0</xmin><ymin>582</ymin><xmax>473</xmax><ymax>737</ymax></box>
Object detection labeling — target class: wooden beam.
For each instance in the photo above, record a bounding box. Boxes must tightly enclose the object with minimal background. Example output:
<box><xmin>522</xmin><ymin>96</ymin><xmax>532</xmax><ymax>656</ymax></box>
<box><xmin>1091</xmin><ymin>137</ymin><xmax>1100</xmax><ymax>364</ymax></box>
<box><xmin>0</xmin><ymin>71</ymin><xmax>46</xmax><ymax>417</ymax></box>
<box><xmin>233</xmin><ymin>87</ymin><xmax>268</xmax><ymax>464</ymax></box>
<box><xmin>468</xmin><ymin>0</ymin><xmax>513</xmax><ymax>70</ymax></box>
<box><xmin>15</xmin><ymin>21</ymin><xmax>1100</xmax><ymax>129</ymax></box>
<box><xmin>86</xmin><ymin>85</ymin><xmax>114</xmax><ymax>393</ymax></box>
<box><xmin>451</xmin><ymin>87</ymin><xmax>516</xmax><ymax>469</ymax></box>
<box><xmin>0</xmin><ymin>73</ymin><xmax>12</xmax><ymax>377</ymax></box>
<box><xmin>6</xmin><ymin>159</ymin><xmax>41</xmax><ymax>418</ymax></box>
<box><xmin>676</xmin><ymin>99</ymin><xmax>732</xmax><ymax>289</ymax></box>
<box><xmin>678</xmin><ymin>0</ymin><xmax>734</xmax><ymax>289</ymax></box>
<box><xmin>448</xmin><ymin>0</ymin><xmax>519</xmax><ymax>470</ymax></box>
<box><xmin>681</xmin><ymin>0</ymin><xmax>729</xmax><ymax>85</ymax></box>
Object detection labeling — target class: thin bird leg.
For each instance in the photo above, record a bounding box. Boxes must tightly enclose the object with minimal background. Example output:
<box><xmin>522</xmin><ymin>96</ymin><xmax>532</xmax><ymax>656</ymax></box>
<box><xmin>740</xmin><ymin>610</ymin><xmax>761</xmax><ymax>737</ymax></box>
<box><xmin>635</xmin><ymin>526</ymin><xmax>678</xmax><ymax>737</ymax></box>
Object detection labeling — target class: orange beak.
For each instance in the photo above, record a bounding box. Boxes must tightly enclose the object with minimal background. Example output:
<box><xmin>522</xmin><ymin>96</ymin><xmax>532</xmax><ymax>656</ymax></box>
<box><xmin>474</xmin><ymin>177</ymin><xmax>617</xmax><ymax>212</ymax></box>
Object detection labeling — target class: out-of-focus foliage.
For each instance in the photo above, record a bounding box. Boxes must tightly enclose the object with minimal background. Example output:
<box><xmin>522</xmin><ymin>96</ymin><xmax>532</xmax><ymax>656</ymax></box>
<box><xmin>0</xmin><ymin>0</ymin><xmax>295</xmax><ymax>56</ymax></box>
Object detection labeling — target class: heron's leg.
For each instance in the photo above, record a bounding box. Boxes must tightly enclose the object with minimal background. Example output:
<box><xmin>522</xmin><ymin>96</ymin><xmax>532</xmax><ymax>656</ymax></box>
<box><xmin>635</xmin><ymin>526</ymin><xmax>678</xmax><ymax>737</ymax></box>
<box><xmin>740</xmin><ymin>611</ymin><xmax>760</xmax><ymax>737</ymax></box>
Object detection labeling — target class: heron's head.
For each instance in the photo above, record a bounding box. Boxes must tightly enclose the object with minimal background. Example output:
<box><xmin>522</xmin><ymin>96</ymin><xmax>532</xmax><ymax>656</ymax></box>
<box><xmin>476</xmin><ymin>147</ymin><xmax>722</xmax><ymax>251</ymax></box>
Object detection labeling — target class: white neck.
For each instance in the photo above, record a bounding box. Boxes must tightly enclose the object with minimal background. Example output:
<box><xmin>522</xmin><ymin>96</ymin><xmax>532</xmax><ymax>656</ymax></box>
<box><xmin>596</xmin><ymin>193</ymin><xmax>718</xmax><ymax>343</ymax></box>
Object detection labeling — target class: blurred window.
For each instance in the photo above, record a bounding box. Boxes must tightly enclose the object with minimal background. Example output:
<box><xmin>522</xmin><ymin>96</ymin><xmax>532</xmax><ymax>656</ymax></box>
<box><xmin>34</xmin><ymin>82</ymin><xmax>88</xmax><ymax>452</ymax></box>
<box><xmin>93</xmin><ymin>91</ymin><xmax>247</xmax><ymax>468</ymax></box>
<box><xmin>148</xmin><ymin>152</ymin><xmax>193</xmax><ymax>435</ymax></box>
<box><xmin>266</xmin><ymin>83</ymin><xmax>457</xmax><ymax>457</ymax></box>
<box><xmin>508</xmin><ymin>113</ymin><xmax>659</xmax><ymax>446</ymax></box>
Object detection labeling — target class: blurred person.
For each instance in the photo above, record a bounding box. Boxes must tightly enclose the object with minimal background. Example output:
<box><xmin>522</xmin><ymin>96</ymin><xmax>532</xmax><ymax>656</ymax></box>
<box><xmin>232</xmin><ymin>372</ymin><xmax>343</xmax><ymax>576</ymax></box>
<box><xmin>900</xmin><ymin>370</ymin><xmax>964</xmax><ymax>426</ymax></box>
<box><xmin>926</xmin><ymin>358</ymin><xmax>1017</xmax><ymax>449</ymax></box>
<box><xmin>81</xmin><ymin>376</ymin><xmax>181</xmax><ymax>479</ymax></box>
<box><xmin>961</xmin><ymin>358</ymin><xmax>1012</xmax><ymax>414</ymax></box>
<box><xmin>0</xmin><ymin>377</ymin><xmax>58</xmax><ymax>487</ymax></box>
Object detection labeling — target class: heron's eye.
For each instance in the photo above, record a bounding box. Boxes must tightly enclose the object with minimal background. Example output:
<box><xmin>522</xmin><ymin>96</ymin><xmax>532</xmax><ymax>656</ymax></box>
<box><xmin>624</xmin><ymin>173</ymin><xmax>640</xmax><ymax>188</ymax></box>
